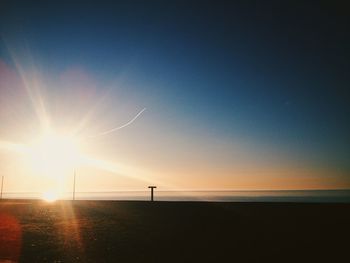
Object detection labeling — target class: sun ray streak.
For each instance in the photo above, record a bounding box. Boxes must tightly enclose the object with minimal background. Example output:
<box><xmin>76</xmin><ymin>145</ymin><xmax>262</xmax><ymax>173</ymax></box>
<box><xmin>4</xmin><ymin>42</ymin><xmax>50</xmax><ymax>131</ymax></box>
<box><xmin>79</xmin><ymin>154</ymin><xmax>167</xmax><ymax>187</ymax></box>
<box><xmin>70</xmin><ymin>91</ymin><xmax>111</xmax><ymax>137</ymax></box>
<box><xmin>0</xmin><ymin>140</ymin><xmax>30</xmax><ymax>154</ymax></box>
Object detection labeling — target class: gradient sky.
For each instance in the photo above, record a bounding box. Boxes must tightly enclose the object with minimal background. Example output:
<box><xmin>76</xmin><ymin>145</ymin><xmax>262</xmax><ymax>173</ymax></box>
<box><xmin>0</xmin><ymin>1</ymin><xmax>349</xmax><ymax>192</ymax></box>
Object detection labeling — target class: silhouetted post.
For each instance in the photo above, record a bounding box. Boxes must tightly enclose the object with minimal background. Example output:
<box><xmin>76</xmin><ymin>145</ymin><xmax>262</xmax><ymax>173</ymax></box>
<box><xmin>148</xmin><ymin>186</ymin><xmax>157</xmax><ymax>201</ymax></box>
<box><xmin>73</xmin><ymin>169</ymin><xmax>76</xmax><ymax>201</ymax></box>
<box><xmin>1</xmin><ymin>176</ymin><xmax>3</xmax><ymax>200</ymax></box>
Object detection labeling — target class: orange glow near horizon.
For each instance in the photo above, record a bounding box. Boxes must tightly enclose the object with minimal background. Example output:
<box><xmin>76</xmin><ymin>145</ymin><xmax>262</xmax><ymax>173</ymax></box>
<box><xmin>0</xmin><ymin>58</ymin><xmax>349</xmax><ymax>194</ymax></box>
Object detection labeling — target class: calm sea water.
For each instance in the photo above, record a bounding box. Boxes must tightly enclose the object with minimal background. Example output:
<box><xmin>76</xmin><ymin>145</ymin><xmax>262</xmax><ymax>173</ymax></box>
<box><xmin>2</xmin><ymin>190</ymin><xmax>350</xmax><ymax>203</ymax></box>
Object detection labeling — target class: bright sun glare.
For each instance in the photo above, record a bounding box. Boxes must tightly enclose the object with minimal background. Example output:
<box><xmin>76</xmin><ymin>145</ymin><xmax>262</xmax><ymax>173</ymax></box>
<box><xmin>29</xmin><ymin>131</ymin><xmax>81</xmax><ymax>178</ymax></box>
<box><xmin>42</xmin><ymin>190</ymin><xmax>59</xmax><ymax>202</ymax></box>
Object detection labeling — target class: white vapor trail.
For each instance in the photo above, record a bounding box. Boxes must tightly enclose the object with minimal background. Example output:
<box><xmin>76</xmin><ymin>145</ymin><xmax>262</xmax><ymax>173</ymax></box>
<box><xmin>89</xmin><ymin>108</ymin><xmax>146</xmax><ymax>139</ymax></box>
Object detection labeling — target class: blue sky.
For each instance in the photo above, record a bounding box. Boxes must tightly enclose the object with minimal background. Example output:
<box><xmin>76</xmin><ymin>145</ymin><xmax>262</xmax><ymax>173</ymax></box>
<box><xmin>0</xmin><ymin>1</ymin><xmax>349</xmax><ymax>190</ymax></box>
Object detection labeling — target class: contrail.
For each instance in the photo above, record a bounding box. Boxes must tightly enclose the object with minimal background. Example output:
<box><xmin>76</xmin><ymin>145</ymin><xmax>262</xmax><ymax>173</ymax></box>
<box><xmin>88</xmin><ymin>108</ymin><xmax>146</xmax><ymax>139</ymax></box>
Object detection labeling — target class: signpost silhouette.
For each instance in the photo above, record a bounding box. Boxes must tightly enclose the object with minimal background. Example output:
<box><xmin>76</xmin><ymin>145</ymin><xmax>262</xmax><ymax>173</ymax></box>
<box><xmin>148</xmin><ymin>186</ymin><xmax>157</xmax><ymax>201</ymax></box>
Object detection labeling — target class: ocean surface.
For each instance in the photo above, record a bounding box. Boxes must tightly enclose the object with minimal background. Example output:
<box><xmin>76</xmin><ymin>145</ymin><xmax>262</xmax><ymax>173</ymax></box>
<box><xmin>2</xmin><ymin>190</ymin><xmax>350</xmax><ymax>203</ymax></box>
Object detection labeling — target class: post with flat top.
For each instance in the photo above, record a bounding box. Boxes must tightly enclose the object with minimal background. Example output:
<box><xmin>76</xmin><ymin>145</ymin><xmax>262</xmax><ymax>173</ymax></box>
<box><xmin>148</xmin><ymin>186</ymin><xmax>157</xmax><ymax>201</ymax></box>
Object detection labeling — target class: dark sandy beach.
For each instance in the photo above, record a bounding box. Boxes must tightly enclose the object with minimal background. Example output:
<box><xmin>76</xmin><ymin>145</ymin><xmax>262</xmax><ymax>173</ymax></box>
<box><xmin>1</xmin><ymin>200</ymin><xmax>349</xmax><ymax>262</ymax></box>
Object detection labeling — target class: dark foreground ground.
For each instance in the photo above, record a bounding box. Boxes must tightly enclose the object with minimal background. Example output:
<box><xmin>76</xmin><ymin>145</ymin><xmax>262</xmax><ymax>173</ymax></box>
<box><xmin>0</xmin><ymin>200</ymin><xmax>349</xmax><ymax>262</ymax></box>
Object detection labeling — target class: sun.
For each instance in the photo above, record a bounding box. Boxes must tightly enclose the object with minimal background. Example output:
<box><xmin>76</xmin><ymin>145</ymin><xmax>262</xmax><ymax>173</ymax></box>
<box><xmin>42</xmin><ymin>190</ymin><xmax>59</xmax><ymax>202</ymax></box>
<box><xmin>28</xmin><ymin>131</ymin><xmax>81</xmax><ymax>178</ymax></box>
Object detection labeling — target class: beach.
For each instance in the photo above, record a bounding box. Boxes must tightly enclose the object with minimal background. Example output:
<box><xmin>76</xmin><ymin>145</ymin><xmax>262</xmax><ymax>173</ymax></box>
<box><xmin>1</xmin><ymin>200</ymin><xmax>349</xmax><ymax>262</ymax></box>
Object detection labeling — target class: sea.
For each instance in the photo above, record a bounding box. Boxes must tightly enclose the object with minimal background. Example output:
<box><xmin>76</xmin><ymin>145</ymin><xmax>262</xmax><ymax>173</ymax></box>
<box><xmin>2</xmin><ymin>190</ymin><xmax>350</xmax><ymax>203</ymax></box>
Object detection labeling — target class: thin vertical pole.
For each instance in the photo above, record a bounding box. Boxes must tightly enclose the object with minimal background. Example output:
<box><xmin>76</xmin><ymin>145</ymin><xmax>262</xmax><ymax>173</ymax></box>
<box><xmin>1</xmin><ymin>176</ymin><xmax>3</xmax><ymax>200</ymax></box>
<box><xmin>73</xmin><ymin>169</ymin><xmax>76</xmax><ymax>201</ymax></box>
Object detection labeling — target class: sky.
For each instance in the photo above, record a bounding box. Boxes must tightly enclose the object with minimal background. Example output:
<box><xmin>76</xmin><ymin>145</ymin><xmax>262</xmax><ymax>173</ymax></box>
<box><xmin>0</xmin><ymin>0</ymin><xmax>349</xmax><ymax>193</ymax></box>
